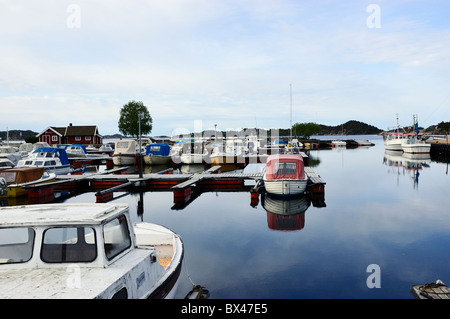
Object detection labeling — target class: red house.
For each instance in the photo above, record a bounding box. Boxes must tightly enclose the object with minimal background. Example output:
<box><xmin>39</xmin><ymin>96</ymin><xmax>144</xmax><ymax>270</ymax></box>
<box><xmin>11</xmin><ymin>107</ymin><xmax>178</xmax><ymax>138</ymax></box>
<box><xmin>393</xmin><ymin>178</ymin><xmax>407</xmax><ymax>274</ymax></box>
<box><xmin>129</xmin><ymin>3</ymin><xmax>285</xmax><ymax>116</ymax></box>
<box><xmin>37</xmin><ymin>124</ymin><xmax>103</xmax><ymax>145</ymax></box>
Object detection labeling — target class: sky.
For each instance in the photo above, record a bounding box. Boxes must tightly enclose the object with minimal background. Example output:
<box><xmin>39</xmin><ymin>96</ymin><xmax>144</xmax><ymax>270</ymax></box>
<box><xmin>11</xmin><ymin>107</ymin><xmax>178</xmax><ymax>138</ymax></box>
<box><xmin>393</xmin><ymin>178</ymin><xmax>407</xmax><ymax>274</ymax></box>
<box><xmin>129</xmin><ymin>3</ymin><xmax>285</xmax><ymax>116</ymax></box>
<box><xmin>1</xmin><ymin>0</ymin><xmax>450</xmax><ymax>137</ymax></box>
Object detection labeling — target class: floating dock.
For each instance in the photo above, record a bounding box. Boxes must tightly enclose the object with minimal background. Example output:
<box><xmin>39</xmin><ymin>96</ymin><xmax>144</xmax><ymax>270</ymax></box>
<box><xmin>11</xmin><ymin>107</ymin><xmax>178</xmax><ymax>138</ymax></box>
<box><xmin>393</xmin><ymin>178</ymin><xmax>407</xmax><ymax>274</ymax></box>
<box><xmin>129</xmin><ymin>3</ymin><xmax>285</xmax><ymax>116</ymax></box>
<box><xmin>23</xmin><ymin>159</ymin><xmax>325</xmax><ymax>207</ymax></box>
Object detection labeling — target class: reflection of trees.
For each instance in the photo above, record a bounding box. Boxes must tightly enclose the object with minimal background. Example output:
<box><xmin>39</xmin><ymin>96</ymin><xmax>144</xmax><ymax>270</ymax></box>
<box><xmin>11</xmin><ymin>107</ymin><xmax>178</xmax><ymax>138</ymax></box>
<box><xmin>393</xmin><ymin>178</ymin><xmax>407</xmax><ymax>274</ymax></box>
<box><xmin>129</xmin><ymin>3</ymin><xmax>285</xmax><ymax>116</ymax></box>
<box><xmin>305</xmin><ymin>151</ymin><xmax>321</xmax><ymax>167</ymax></box>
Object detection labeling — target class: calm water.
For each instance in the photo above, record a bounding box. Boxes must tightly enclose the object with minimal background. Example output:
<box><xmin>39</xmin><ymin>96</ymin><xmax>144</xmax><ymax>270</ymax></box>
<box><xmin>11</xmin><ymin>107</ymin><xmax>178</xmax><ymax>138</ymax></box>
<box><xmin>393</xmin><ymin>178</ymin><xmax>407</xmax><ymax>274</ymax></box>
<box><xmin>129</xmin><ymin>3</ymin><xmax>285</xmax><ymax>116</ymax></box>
<box><xmin>58</xmin><ymin>135</ymin><xmax>450</xmax><ymax>298</ymax></box>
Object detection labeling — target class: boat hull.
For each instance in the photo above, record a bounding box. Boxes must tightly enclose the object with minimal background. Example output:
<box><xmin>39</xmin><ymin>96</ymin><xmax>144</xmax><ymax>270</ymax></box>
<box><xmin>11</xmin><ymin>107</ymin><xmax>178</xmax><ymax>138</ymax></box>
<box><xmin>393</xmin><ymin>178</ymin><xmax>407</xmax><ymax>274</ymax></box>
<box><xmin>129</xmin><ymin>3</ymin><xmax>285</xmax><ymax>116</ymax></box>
<box><xmin>402</xmin><ymin>143</ymin><xmax>431</xmax><ymax>154</ymax></box>
<box><xmin>180</xmin><ymin>154</ymin><xmax>204</xmax><ymax>164</ymax></box>
<box><xmin>263</xmin><ymin>177</ymin><xmax>308</xmax><ymax>197</ymax></box>
<box><xmin>144</xmin><ymin>155</ymin><xmax>171</xmax><ymax>166</ymax></box>
<box><xmin>112</xmin><ymin>154</ymin><xmax>137</xmax><ymax>166</ymax></box>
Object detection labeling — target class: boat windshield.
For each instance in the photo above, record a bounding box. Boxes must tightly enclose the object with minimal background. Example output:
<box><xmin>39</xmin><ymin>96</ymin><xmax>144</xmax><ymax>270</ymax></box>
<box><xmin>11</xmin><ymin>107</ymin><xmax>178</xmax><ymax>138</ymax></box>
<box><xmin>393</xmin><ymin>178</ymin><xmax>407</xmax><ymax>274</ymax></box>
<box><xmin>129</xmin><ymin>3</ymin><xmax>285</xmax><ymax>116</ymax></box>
<box><xmin>275</xmin><ymin>162</ymin><xmax>297</xmax><ymax>175</ymax></box>
<box><xmin>103</xmin><ymin>214</ymin><xmax>131</xmax><ymax>261</ymax></box>
<box><xmin>0</xmin><ymin>227</ymin><xmax>35</xmax><ymax>264</ymax></box>
<box><xmin>41</xmin><ymin>227</ymin><xmax>97</xmax><ymax>263</ymax></box>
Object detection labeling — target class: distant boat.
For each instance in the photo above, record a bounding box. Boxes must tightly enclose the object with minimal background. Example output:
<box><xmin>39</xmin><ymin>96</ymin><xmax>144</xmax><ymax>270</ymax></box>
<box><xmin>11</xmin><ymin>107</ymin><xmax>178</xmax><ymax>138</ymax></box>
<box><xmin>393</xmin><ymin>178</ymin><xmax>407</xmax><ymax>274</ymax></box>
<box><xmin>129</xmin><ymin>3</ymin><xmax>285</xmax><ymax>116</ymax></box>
<box><xmin>263</xmin><ymin>154</ymin><xmax>308</xmax><ymax>197</ymax></box>
<box><xmin>112</xmin><ymin>139</ymin><xmax>140</xmax><ymax>166</ymax></box>
<box><xmin>0</xmin><ymin>146</ymin><xmax>22</xmax><ymax>166</ymax></box>
<box><xmin>180</xmin><ymin>140</ymin><xmax>207</xmax><ymax>164</ymax></box>
<box><xmin>0</xmin><ymin>167</ymin><xmax>56</xmax><ymax>198</ymax></box>
<box><xmin>64</xmin><ymin>144</ymin><xmax>87</xmax><ymax>158</ymax></box>
<box><xmin>208</xmin><ymin>138</ymin><xmax>244</xmax><ymax>165</ymax></box>
<box><xmin>384</xmin><ymin>114</ymin><xmax>408</xmax><ymax>151</ymax></box>
<box><xmin>401</xmin><ymin>115</ymin><xmax>431</xmax><ymax>155</ymax></box>
<box><xmin>144</xmin><ymin>144</ymin><xmax>171</xmax><ymax>165</ymax></box>
<box><xmin>16</xmin><ymin>148</ymin><xmax>71</xmax><ymax>175</ymax></box>
<box><xmin>331</xmin><ymin>140</ymin><xmax>346</xmax><ymax>147</ymax></box>
<box><xmin>0</xmin><ymin>203</ymin><xmax>184</xmax><ymax>299</ymax></box>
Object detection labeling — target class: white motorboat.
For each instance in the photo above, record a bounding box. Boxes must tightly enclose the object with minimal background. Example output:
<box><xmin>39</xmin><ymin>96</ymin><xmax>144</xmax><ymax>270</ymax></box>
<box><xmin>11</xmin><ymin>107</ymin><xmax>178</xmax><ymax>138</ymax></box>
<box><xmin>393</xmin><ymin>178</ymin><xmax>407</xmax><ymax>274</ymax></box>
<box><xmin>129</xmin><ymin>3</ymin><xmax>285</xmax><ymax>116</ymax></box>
<box><xmin>0</xmin><ymin>203</ymin><xmax>183</xmax><ymax>299</ymax></box>
<box><xmin>0</xmin><ymin>146</ymin><xmax>22</xmax><ymax>166</ymax></box>
<box><xmin>16</xmin><ymin>147</ymin><xmax>71</xmax><ymax>175</ymax></box>
<box><xmin>65</xmin><ymin>144</ymin><xmax>87</xmax><ymax>158</ymax></box>
<box><xmin>383</xmin><ymin>114</ymin><xmax>409</xmax><ymax>151</ymax></box>
<box><xmin>179</xmin><ymin>140</ymin><xmax>207</xmax><ymax>164</ymax></box>
<box><xmin>263</xmin><ymin>154</ymin><xmax>308</xmax><ymax>197</ymax></box>
<box><xmin>112</xmin><ymin>139</ymin><xmax>140</xmax><ymax>166</ymax></box>
<box><xmin>401</xmin><ymin>115</ymin><xmax>431</xmax><ymax>154</ymax></box>
<box><xmin>331</xmin><ymin>140</ymin><xmax>346</xmax><ymax>147</ymax></box>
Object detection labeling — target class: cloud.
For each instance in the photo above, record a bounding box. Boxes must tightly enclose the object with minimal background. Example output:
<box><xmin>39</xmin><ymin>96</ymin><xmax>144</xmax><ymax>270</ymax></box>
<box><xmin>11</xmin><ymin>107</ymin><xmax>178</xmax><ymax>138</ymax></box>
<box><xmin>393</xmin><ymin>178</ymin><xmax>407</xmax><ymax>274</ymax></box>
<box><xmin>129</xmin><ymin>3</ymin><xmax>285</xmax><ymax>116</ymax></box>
<box><xmin>1</xmin><ymin>1</ymin><xmax>450</xmax><ymax>135</ymax></box>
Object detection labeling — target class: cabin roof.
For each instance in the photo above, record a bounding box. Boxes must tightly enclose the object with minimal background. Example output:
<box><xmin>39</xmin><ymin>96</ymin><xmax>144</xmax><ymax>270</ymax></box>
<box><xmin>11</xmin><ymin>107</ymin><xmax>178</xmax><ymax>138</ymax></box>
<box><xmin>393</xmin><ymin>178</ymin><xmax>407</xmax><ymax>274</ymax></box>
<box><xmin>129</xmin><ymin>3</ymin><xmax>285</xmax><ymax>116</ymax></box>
<box><xmin>0</xmin><ymin>203</ymin><xmax>128</xmax><ymax>227</ymax></box>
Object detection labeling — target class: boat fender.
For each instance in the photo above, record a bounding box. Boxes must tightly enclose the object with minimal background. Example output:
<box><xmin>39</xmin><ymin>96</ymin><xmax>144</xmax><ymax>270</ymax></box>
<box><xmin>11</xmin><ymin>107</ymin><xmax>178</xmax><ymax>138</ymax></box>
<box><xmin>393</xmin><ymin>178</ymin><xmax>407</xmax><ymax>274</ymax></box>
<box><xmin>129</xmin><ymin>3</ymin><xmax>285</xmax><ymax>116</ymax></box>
<box><xmin>150</xmin><ymin>252</ymin><xmax>157</xmax><ymax>264</ymax></box>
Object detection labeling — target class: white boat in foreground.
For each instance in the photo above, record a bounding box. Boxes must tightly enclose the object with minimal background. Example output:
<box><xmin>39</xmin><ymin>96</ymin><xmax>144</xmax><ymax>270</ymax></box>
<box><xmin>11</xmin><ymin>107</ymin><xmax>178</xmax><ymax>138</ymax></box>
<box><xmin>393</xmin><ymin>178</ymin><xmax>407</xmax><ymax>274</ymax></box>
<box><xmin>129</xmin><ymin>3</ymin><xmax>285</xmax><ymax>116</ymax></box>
<box><xmin>0</xmin><ymin>203</ymin><xmax>183</xmax><ymax>299</ymax></box>
<box><xmin>263</xmin><ymin>154</ymin><xmax>308</xmax><ymax>197</ymax></box>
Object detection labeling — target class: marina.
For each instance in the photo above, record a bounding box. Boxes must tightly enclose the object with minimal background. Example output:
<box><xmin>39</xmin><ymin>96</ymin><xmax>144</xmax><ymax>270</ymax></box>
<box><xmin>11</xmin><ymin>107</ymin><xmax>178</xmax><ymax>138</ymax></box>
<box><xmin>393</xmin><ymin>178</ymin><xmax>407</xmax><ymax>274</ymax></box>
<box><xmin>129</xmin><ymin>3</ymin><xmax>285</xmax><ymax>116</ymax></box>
<box><xmin>1</xmin><ymin>134</ymin><xmax>450</xmax><ymax>299</ymax></box>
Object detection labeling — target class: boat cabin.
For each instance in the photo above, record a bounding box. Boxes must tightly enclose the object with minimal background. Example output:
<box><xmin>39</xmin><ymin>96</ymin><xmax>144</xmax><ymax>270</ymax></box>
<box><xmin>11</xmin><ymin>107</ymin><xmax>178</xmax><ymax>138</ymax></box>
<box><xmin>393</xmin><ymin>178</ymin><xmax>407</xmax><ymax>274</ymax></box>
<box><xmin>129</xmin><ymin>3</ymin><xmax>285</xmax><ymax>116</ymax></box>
<box><xmin>114</xmin><ymin>139</ymin><xmax>140</xmax><ymax>154</ymax></box>
<box><xmin>0</xmin><ymin>203</ymin><xmax>180</xmax><ymax>299</ymax></box>
<box><xmin>145</xmin><ymin>144</ymin><xmax>170</xmax><ymax>156</ymax></box>
<box><xmin>265</xmin><ymin>154</ymin><xmax>305</xmax><ymax>180</ymax></box>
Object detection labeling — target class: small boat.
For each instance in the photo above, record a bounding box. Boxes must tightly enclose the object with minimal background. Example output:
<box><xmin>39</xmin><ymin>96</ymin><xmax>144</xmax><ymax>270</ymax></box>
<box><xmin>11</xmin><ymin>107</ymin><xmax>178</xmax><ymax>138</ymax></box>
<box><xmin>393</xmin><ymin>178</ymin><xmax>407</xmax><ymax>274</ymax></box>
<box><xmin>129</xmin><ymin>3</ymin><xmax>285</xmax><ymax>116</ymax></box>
<box><xmin>208</xmin><ymin>139</ymin><xmax>245</xmax><ymax>165</ymax></box>
<box><xmin>0</xmin><ymin>158</ymin><xmax>15</xmax><ymax>169</ymax></box>
<box><xmin>112</xmin><ymin>139</ymin><xmax>140</xmax><ymax>166</ymax></box>
<box><xmin>0</xmin><ymin>167</ymin><xmax>56</xmax><ymax>198</ymax></box>
<box><xmin>16</xmin><ymin>147</ymin><xmax>71</xmax><ymax>175</ymax></box>
<box><xmin>263</xmin><ymin>154</ymin><xmax>308</xmax><ymax>197</ymax></box>
<box><xmin>331</xmin><ymin>140</ymin><xmax>346</xmax><ymax>147</ymax></box>
<box><xmin>383</xmin><ymin>114</ymin><xmax>409</xmax><ymax>151</ymax></box>
<box><xmin>0</xmin><ymin>203</ymin><xmax>184</xmax><ymax>299</ymax></box>
<box><xmin>0</xmin><ymin>146</ymin><xmax>22</xmax><ymax>166</ymax></box>
<box><xmin>144</xmin><ymin>144</ymin><xmax>171</xmax><ymax>165</ymax></box>
<box><xmin>64</xmin><ymin>144</ymin><xmax>87</xmax><ymax>158</ymax></box>
<box><xmin>180</xmin><ymin>140</ymin><xmax>207</xmax><ymax>164</ymax></box>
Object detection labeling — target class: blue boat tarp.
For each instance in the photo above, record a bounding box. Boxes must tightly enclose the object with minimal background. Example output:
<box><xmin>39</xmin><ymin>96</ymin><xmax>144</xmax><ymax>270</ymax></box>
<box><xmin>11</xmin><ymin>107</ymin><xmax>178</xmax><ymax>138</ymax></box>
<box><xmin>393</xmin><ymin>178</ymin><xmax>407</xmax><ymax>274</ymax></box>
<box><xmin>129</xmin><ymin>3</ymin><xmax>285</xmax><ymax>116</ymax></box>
<box><xmin>32</xmin><ymin>147</ymin><xmax>70</xmax><ymax>165</ymax></box>
<box><xmin>145</xmin><ymin>144</ymin><xmax>170</xmax><ymax>156</ymax></box>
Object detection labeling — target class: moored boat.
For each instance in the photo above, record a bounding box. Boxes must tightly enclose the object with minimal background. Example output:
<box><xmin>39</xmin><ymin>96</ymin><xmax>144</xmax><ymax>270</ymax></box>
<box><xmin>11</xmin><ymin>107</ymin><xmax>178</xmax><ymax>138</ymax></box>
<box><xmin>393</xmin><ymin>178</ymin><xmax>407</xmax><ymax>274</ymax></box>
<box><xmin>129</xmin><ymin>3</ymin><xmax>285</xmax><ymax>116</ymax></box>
<box><xmin>0</xmin><ymin>167</ymin><xmax>56</xmax><ymax>198</ymax></box>
<box><xmin>144</xmin><ymin>144</ymin><xmax>171</xmax><ymax>165</ymax></box>
<box><xmin>0</xmin><ymin>203</ymin><xmax>184</xmax><ymax>299</ymax></box>
<box><xmin>263</xmin><ymin>154</ymin><xmax>308</xmax><ymax>197</ymax></box>
<box><xmin>401</xmin><ymin>115</ymin><xmax>431</xmax><ymax>154</ymax></box>
<box><xmin>112</xmin><ymin>139</ymin><xmax>140</xmax><ymax>166</ymax></box>
<box><xmin>16</xmin><ymin>147</ymin><xmax>71</xmax><ymax>175</ymax></box>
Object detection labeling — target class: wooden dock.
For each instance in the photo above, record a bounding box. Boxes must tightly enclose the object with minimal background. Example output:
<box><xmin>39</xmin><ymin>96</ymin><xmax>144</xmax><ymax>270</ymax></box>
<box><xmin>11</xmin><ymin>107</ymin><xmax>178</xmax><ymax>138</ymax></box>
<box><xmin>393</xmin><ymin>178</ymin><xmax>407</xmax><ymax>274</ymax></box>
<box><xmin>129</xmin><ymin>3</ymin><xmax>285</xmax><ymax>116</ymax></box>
<box><xmin>24</xmin><ymin>159</ymin><xmax>326</xmax><ymax>206</ymax></box>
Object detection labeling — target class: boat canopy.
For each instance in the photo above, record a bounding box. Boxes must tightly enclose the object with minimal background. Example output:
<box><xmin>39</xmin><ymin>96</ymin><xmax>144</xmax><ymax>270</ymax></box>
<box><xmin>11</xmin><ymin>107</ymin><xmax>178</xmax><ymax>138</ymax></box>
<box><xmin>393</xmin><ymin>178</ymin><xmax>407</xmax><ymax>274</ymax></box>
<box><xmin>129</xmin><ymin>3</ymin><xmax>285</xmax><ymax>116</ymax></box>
<box><xmin>32</xmin><ymin>148</ymin><xmax>70</xmax><ymax>165</ymax></box>
<box><xmin>146</xmin><ymin>144</ymin><xmax>170</xmax><ymax>156</ymax></box>
<box><xmin>0</xmin><ymin>167</ymin><xmax>45</xmax><ymax>185</ymax></box>
<box><xmin>265</xmin><ymin>154</ymin><xmax>305</xmax><ymax>180</ymax></box>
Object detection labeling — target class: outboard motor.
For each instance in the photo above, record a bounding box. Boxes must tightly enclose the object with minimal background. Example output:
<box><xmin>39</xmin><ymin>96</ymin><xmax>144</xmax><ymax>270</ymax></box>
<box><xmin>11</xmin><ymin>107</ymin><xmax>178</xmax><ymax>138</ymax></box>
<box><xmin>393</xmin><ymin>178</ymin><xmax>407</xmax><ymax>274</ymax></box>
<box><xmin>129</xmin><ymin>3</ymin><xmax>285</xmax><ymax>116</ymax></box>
<box><xmin>0</xmin><ymin>177</ymin><xmax>7</xmax><ymax>196</ymax></box>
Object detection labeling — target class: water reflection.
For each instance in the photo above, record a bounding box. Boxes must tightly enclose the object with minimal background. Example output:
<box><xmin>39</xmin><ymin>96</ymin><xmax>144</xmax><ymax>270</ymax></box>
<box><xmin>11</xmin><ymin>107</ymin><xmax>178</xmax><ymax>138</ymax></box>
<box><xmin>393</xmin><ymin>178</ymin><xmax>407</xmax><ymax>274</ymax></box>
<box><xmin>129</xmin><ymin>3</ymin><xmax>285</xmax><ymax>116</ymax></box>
<box><xmin>383</xmin><ymin>150</ymin><xmax>431</xmax><ymax>189</ymax></box>
<box><xmin>261</xmin><ymin>192</ymin><xmax>311</xmax><ymax>231</ymax></box>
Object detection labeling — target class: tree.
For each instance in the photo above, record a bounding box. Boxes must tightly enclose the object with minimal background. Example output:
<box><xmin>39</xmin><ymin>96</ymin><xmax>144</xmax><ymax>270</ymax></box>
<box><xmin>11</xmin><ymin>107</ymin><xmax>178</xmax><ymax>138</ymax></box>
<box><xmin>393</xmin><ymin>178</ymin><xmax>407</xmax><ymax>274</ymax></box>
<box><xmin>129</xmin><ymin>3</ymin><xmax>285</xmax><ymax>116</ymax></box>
<box><xmin>437</xmin><ymin>121</ymin><xmax>450</xmax><ymax>133</ymax></box>
<box><xmin>118</xmin><ymin>100</ymin><xmax>153</xmax><ymax>138</ymax></box>
<box><xmin>292</xmin><ymin>122</ymin><xmax>321</xmax><ymax>139</ymax></box>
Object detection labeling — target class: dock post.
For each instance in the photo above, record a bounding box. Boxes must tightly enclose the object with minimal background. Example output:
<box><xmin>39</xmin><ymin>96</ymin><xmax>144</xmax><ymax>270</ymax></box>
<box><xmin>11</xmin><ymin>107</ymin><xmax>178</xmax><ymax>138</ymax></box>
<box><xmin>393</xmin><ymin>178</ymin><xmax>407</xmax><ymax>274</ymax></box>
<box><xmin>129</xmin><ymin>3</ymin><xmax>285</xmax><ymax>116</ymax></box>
<box><xmin>173</xmin><ymin>186</ymin><xmax>192</xmax><ymax>204</ymax></box>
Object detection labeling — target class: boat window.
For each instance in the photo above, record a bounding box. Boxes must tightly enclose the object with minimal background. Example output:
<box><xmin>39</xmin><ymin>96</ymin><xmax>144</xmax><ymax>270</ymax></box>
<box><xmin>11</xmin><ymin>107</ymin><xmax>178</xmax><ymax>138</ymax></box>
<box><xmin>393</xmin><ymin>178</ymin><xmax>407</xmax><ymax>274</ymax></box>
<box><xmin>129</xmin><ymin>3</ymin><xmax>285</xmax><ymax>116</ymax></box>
<box><xmin>41</xmin><ymin>227</ymin><xmax>97</xmax><ymax>263</ymax></box>
<box><xmin>0</xmin><ymin>227</ymin><xmax>35</xmax><ymax>264</ymax></box>
<box><xmin>275</xmin><ymin>162</ymin><xmax>297</xmax><ymax>175</ymax></box>
<box><xmin>25</xmin><ymin>160</ymin><xmax>33</xmax><ymax>165</ymax></box>
<box><xmin>0</xmin><ymin>171</ymin><xmax>17</xmax><ymax>184</ymax></box>
<box><xmin>116</xmin><ymin>141</ymin><xmax>130</xmax><ymax>149</ymax></box>
<box><xmin>35</xmin><ymin>161</ymin><xmax>43</xmax><ymax>166</ymax></box>
<box><xmin>112</xmin><ymin>287</ymin><xmax>128</xmax><ymax>299</ymax></box>
<box><xmin>103</xmin><ymin>215</ymin><xmax>131</xmax><ymax>261</ymax></box>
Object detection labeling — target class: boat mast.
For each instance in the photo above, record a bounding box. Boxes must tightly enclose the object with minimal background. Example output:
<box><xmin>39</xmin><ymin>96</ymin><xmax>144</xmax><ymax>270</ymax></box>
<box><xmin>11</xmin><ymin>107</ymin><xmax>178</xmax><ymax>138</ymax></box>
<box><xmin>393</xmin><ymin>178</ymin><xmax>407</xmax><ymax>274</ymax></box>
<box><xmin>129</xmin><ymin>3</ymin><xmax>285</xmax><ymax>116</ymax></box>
<box><xmin>289</xmin><ymin>84</ymin><xmax>292</xmax><ymax>143</ymax></box>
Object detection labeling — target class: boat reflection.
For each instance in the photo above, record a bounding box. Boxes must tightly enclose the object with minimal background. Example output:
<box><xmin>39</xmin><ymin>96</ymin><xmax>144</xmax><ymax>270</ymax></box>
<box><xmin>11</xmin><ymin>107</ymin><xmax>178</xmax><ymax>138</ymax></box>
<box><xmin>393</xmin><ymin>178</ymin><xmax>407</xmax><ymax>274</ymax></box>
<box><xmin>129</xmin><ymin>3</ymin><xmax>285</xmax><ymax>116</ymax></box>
<box><xmin>383</xmin><ymin>150</ymin><xmax>431</xmax><ymax>189</ymax></box>
<box><xmin>261</xmin><ymin>192</ymin><xmax>311</xmax><ymax>231</ymax></box>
